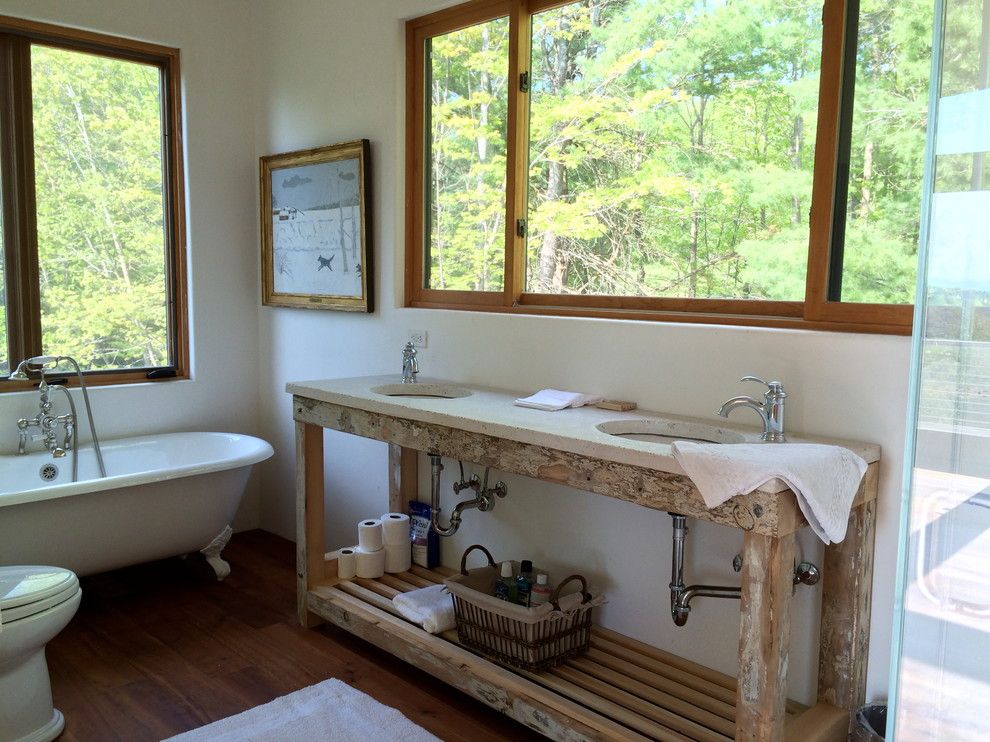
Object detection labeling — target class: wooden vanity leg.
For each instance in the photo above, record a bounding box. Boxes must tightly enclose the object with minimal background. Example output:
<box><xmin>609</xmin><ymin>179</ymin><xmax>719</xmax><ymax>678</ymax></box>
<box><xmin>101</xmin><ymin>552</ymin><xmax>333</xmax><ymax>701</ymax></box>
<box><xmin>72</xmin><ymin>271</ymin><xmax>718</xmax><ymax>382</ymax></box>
<box><xmin>295</xmin><ymin>421</ymin><xmax>325</xmax><ymax>628</ymax></box>
<box><xmin>817</xmin><ymin>499</ymin><xmax>876</xmax><ymax>718</ymax></box>
<box><xmin>388</xmin><ymin>443</ymin><xmax>419</xmax><ymax>513</ymax></box>
<box><xmin>736</xmin><ymin>530</ymin><xmax>796</xmax><ymax>742</ymax></box>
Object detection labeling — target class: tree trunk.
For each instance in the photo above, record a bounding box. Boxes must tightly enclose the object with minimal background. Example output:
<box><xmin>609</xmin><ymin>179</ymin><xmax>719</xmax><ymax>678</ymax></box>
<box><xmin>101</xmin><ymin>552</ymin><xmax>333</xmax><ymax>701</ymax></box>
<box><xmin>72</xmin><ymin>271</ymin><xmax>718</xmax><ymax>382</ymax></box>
<box><xmin>791</xmin><ymin>115</ymin><xmax>804</xmax><ymax>224</ymax></box>
<box><xmin>859</xmin><ymin>139</ymin><xmax>874</xmax><ymax>219</ymax></box>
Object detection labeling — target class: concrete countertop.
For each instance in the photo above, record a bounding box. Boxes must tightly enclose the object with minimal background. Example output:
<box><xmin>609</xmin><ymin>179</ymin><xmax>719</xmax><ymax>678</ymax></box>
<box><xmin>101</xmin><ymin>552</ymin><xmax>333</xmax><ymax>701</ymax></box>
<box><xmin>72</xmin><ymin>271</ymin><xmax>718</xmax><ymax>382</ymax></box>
<box><xmin>287</xmin><ymin>375</ymin><xmax>881</xmax><ymax>495</ymax></box>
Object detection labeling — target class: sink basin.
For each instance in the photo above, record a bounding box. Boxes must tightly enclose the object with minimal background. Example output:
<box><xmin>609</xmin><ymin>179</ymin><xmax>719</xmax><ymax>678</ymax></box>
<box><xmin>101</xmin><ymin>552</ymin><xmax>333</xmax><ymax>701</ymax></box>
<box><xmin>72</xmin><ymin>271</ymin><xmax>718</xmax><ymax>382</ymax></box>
<box><xmin>596</xmin><ymin>418</ymin><xmax>746</xmax><ymax>445</ymax></box>
<box><xmin>371</xmin><ymin>383</ymin><xmax>472</xmax><ymax>399</ymax></box>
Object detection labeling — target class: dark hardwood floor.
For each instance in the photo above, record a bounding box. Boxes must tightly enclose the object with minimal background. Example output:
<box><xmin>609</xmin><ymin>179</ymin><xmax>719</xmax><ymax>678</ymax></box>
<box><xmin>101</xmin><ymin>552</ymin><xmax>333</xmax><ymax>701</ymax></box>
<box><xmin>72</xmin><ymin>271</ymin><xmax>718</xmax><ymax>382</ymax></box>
<box><xmin>47</xmin><ymin>529</ymin><xmax>542</xmax><ymax>741</ymax></box>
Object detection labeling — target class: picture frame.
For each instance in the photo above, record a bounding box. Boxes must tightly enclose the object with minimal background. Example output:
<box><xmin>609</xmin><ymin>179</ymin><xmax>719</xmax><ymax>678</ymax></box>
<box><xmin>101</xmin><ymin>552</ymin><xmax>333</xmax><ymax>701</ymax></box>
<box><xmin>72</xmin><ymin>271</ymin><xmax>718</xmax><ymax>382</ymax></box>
<box><xmin>260</xmin><ymin>139</ymin><xmax>372</xmax><ymax>311</ymax></box>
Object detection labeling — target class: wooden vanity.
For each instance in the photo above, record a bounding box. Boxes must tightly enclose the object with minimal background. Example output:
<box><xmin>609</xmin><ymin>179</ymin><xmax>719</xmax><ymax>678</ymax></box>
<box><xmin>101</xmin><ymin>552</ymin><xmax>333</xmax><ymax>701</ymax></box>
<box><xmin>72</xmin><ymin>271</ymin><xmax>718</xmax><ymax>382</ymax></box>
<box><xmin>290</xmin><ymin>376</ymin><xmax>879</xmax><ymax>741</ymax></box>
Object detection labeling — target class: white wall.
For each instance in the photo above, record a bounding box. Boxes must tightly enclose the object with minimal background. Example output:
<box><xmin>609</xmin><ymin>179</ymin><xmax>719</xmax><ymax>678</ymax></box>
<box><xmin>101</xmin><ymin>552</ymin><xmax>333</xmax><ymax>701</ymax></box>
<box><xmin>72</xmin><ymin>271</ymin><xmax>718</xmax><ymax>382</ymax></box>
<box><xmin>0</xmin><ymin>0</ymin><xmax>264</xmax><ymax>529</ymax></box>
<box><xmin>253</xmin><ymin>0</ymin><xmax>913</xmax><ymax>705</ymax></box>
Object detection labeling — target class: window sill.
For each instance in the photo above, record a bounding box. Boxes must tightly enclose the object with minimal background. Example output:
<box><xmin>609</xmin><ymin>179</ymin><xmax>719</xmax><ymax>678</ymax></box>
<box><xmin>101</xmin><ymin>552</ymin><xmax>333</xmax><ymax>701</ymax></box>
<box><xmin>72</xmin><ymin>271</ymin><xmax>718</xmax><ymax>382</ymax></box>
<box><xmin>0</xmin><ymin>369</ymin><xmax>189</xmax><ymax>394</ymax></box>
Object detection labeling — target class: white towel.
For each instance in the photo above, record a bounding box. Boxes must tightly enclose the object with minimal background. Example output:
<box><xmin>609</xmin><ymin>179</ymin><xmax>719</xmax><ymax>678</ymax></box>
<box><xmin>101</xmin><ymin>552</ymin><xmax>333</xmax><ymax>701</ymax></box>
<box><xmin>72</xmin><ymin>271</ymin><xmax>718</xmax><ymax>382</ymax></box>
<box><xmin>671</xmin><ymin>442</ymin><xmax>868</xmax><ymax>544</ymax></box>
<box><xmin>514</xmin><ymin>388</ymin><xmax>603</xmax><ymax>411</ymax></box>
<box><xmin>392</xmin><ymin>584</ymin><xmax>455</xmax><ymax>634</ymax></box>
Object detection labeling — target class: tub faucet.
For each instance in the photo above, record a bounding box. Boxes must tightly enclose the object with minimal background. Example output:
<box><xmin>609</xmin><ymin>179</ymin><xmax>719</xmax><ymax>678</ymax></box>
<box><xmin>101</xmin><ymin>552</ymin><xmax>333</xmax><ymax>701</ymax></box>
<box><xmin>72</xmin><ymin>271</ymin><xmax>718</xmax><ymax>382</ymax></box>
<box><xmin>716</xmin><ymin>376</ymin><xmax>787</xmax><ymax>442</ymax></box>
<box><xmin>401</xmin><ymin>342</ymin><xmax>419</xmax><ymax>384</ymax></box>
<box><xmin>17</xmin><ymin>381</ymin><xmax>73</xmax><ymax>457</ymax></box>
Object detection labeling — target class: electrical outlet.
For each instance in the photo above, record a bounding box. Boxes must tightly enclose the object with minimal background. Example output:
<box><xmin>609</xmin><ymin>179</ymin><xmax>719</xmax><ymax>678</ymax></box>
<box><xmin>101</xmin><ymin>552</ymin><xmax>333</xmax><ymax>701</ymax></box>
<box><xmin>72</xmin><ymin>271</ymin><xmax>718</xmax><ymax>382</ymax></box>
<box><xmin>408</xmin><ymin>330</ymin><xmax>428</xmax><ymax>349</ymax></box>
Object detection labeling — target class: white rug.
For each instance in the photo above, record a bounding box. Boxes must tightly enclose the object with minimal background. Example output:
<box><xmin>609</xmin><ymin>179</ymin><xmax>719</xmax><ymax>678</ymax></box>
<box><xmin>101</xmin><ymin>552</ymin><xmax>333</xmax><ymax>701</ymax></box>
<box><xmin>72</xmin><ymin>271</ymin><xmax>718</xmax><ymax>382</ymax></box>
<box><xmin>163</xmin><ymin>678</ymin><xmax>440</xmax><ymax>741</ymax></box>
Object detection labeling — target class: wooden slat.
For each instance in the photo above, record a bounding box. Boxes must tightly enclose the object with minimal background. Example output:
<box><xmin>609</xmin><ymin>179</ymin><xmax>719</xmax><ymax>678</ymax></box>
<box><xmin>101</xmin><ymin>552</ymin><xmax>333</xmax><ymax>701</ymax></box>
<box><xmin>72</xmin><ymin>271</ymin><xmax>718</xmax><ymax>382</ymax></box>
<box><xmin>379</xmin><ymin>574</ymin><xmax>421</xmax><ymax>593</ymax></box>
<box><xmin>409</xmin><ymin>565</ymin><xmax>447</xmax><ymax>583</ymax></box>
<box><xmin>353</xmin><ymin>577</ymin><xmax>400</xmax><ymax>600</ymax></box>
<box><xmin>518</xmin><ymin>668</ymin><xmax>681</xmax><ymax>742</ymax></box>
<box><xmin>311</xmin><ymin>586</ymin><xmax>645</xmax><ymax>741</ymax></box>
<box><xmin>567</xmin><ymin>657</ymin><xmax>735</xmax><ymax>738</ymax></box>
<box><xmin>582</xmin><ymin>647</ymin><xmax>735</xmax><ymax>721</ymax></box>
<box><xmin>396</xmin><ymin>571</ymin><xmax>435</xmax><ymax>589</ymax></box>
<box><xmin>337</xmin><ymin>581</ymin><xmax>402</xmax><ymax>616</ymax></box>
<box><xmin>735</xmin><ymin>531</ymin><xmax>796</xmax><ymax>741</ymax></box>
<box><xmin>784</xmin><ymin>702</ymin><xmax>850</xmax><ymax>742</ymax></box>
<box><xmin>550</xmin><ymin>665</ymin><xmax>728</xmax><ymax>742</ymax></box>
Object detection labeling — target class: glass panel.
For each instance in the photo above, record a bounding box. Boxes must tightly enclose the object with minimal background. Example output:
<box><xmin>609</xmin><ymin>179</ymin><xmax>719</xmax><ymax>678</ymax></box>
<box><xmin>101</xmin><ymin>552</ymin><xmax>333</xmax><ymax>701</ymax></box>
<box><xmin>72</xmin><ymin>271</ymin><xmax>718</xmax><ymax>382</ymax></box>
<box><xmin>31</xmin><ymin>45</ymin><xmax>168</xmax><ymax>371</ymax></box>
<box><xmin>526</xmin><ymin>0</ymin><xmax>823</xmax><ymax>299</ymax></box>
<box><xmin>425</xmin><ymin>17</ymin><xmax>509</xmax><ymax>291</ymax></box>
<box><xmin>836</xmin><ymin>0</ymin><xmax>934</xmax><ymax>304</ymax></box>
<box><xmin>890</xmin><ymin>0</ymin><xmax>990</xmax><ymax>737</ymax></box>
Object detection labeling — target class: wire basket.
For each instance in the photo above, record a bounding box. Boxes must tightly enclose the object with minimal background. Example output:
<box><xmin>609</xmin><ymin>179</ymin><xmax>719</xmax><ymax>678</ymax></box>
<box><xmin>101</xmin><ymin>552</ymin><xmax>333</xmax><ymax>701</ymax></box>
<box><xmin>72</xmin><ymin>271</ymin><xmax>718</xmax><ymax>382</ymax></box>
<box><xmin>444</xmin><ymin>544</ymin><xmax>598</xmax><ymax>672</ymax></box>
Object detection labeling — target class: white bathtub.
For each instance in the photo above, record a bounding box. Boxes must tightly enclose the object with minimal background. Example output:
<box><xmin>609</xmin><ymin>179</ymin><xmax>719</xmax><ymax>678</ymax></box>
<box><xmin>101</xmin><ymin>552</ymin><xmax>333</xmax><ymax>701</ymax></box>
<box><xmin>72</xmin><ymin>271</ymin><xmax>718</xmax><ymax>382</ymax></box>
<box><xmin>0</xmin><ymin>432</ymin><xmax>274</xmax><ymax>578</ymax></box>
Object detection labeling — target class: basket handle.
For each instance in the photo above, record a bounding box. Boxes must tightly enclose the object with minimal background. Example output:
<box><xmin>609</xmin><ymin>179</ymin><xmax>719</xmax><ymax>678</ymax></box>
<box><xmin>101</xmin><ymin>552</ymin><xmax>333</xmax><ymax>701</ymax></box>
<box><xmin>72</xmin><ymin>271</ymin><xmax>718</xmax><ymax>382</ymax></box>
<box><xmin>549</xmin><ymin>574</ymin><xmax>592</xmax><ymax>610</ymax></box>
<box><xmin>459</xmin><ymin>544</ymin><xmax>497</xmax><ymax>575</ymax></box>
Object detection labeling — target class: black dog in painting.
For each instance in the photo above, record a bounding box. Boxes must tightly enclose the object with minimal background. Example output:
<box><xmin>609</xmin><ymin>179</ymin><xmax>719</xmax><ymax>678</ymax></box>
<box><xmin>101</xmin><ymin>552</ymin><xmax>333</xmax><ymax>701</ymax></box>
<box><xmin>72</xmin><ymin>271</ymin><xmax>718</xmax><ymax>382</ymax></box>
<box><xmin>317</xmin><ymin>254</ymin><xmax>335</xmax><ymax>271</ymax></box>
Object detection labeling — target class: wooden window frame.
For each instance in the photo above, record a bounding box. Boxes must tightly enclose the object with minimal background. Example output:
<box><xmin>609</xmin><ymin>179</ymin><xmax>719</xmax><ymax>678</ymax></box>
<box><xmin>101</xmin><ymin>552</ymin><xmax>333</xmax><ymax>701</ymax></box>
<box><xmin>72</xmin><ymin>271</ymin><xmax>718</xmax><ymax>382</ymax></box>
<box><xmin>405</xmin><ymin>0</ymin><xmax>914</xmax><ymax>335</ymax></box>
<box><xmin>0</xmin><ymin>15</ymin><xmax>188</xmax><ymax>392</ymax></box>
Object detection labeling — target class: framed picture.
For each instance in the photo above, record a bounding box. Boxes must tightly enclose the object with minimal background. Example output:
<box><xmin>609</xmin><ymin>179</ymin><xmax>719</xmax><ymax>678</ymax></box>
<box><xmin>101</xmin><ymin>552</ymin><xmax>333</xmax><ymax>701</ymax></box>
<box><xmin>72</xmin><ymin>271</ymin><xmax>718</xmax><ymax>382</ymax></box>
<box><xmin>260</xmin><ymin>139</ymin><xmax>372</xmax><ymax>311</ymax></box>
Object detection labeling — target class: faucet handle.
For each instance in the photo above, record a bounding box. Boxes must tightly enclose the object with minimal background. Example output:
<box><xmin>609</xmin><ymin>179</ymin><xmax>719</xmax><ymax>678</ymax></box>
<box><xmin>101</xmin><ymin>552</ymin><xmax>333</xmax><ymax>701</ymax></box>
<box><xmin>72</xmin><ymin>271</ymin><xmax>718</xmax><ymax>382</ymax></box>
<box><xmin>740</xmin><ymin>376</ymin><xmax>785</xmax><ymax>396</ymax></box>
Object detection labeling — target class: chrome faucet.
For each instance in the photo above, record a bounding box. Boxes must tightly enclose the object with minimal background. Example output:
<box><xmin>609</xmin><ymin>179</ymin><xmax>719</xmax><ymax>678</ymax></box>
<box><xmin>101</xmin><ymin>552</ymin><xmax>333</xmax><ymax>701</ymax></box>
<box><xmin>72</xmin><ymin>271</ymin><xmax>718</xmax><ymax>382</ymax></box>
<box><xmin>716</xmin><ymin>376</ymin><xmax>787</xmax><ymax>442</ymax></box>
<box><xmin>401</xmin><ymin>341</ymin><xmax>419</xmax><ymax>384</ymax></box>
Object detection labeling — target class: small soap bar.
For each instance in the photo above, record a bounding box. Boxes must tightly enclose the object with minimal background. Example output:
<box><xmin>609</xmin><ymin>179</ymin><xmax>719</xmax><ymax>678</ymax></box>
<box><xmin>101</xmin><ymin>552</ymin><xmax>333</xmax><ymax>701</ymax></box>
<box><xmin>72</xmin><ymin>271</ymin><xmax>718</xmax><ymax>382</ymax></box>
<box><xmin>595</xmin><ymin>399</ymin><xmax>637</xmax><ymax>411</ymax></box>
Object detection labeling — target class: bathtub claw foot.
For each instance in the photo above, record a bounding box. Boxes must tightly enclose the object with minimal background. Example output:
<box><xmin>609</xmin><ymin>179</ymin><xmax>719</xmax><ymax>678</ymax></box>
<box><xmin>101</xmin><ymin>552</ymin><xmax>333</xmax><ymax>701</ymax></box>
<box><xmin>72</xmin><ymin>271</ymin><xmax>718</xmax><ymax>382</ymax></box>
<box><xmin>201</xmin><ymin>525</ymin><xmax>233</xmax><ymax>580</ymax></box>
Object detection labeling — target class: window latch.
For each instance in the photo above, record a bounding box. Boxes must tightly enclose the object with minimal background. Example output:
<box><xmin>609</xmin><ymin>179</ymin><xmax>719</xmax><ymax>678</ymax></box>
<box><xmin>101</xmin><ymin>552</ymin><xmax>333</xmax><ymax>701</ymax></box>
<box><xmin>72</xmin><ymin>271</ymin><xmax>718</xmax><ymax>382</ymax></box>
<box><xmin>516</xmin><ymin>219</ymin><xmax>527</xmax><ymax>238</ymax></box>
<box><xmin>519</xmin><ymin>72</ymin><xmax>530</xmax><ymax>93</ymax></box>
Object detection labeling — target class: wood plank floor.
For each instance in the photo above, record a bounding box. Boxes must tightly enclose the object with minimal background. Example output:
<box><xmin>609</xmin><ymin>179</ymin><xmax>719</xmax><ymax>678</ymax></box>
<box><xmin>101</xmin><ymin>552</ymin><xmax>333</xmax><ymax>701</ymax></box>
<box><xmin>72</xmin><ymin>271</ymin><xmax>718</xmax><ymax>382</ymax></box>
<box><xmin>47</xmin><ymin>529</ymin><xmax>542</xmax><ymax>741</ymax></box>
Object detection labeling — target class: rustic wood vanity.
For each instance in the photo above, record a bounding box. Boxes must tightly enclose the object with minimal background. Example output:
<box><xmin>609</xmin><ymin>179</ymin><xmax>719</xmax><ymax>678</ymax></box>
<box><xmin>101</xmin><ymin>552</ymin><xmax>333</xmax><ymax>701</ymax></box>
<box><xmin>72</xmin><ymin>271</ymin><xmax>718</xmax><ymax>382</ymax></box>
<box><xmin>290</xmin><ymin>376</ymin><xmax>880</xmax><ymax>741</ymax></box>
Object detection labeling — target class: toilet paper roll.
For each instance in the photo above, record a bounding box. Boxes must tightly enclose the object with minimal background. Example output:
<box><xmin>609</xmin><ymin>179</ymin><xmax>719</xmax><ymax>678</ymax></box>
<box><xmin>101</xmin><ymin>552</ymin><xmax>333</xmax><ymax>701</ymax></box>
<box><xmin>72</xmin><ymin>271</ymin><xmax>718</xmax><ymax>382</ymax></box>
<box><xmin>357</xmin><ymin>519</ymin><xmax>384</xmax><ymax>552</ymax></box>
<box><xmin>337</xmin><ymin>547</ymin><xmax>357</xmax><ymax>580</ymax></box>
<box><xmin>355</xmin><ymin>546</ymin><xmax>386</xmax><ymax>579</ymax></box>
<box><xmin>380</xmin><ymin>512</ymin><xmax>411</xmax><ymax>545</ymax></box>
<box><xmin>384</xmin><ymin>541</ymin><xmax>412</xmax><ymax>574</ymax></box>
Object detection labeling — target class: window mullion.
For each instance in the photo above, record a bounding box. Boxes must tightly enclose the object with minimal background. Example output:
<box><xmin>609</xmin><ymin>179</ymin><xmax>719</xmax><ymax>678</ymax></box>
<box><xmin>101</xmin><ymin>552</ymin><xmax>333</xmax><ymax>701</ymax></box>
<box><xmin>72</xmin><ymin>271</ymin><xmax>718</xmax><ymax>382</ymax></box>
<box><xmin>0</xmin><ymin>33</ymin><xmax>41</xmax><ymax>366</ymax></box>
<box><xmin>503</xmin><ymin>0</ymin><xmax>529</xmax><ymax>306</ymax></box>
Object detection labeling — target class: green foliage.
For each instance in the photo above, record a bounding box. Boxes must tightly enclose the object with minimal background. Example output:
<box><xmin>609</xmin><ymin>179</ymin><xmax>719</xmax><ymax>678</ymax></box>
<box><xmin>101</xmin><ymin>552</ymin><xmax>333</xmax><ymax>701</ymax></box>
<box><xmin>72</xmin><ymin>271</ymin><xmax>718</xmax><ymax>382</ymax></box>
<box><xmin>427</xmin><ymin>0</ymin><xmax>931</xmax><ymax>303</ymax></box>
<box><xmin>31</xmin><ymin>45</ymin><xmax>168</xmax><ymax>370</ymax></box>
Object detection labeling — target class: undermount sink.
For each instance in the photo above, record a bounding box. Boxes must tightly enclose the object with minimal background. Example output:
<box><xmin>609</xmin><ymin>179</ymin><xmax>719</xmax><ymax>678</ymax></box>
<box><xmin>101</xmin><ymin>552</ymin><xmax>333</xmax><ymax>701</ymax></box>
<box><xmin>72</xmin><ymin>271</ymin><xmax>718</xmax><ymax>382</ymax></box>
<box><xmin>596</xmin><ymin>418</ymin><xmax>746</xmax><ymax>445</ymax></box>
<box><xmin>371</xmin><ymin>383</ymin><xmax>472</xmax><ymax>399</ymax></box>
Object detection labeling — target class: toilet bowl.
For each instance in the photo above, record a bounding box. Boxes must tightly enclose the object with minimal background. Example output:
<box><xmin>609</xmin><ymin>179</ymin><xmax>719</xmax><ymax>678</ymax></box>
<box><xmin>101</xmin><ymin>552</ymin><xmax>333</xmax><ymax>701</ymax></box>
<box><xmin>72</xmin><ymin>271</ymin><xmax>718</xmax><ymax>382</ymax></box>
<box><xmin>0</xmin><ymin>566</ymin><xmax>81</xmax><ymax>742</ymax></box>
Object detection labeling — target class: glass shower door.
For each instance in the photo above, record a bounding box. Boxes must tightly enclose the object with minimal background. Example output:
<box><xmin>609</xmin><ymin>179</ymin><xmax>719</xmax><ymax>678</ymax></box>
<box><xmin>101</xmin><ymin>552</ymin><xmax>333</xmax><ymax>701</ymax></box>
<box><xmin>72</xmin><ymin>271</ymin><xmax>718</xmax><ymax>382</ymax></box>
<box><xmin>890</xmin><ymin>0</ymin><xmax>990</xmax><ymax>738</ymax></box>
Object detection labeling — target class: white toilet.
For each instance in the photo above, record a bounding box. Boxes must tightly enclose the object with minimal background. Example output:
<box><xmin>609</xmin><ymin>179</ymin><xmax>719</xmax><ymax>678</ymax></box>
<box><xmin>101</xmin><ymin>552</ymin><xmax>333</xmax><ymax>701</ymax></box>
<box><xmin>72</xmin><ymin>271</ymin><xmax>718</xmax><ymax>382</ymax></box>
<box><xmin>0</xmin><ymin>566</ymin><xmax>81</xmax><ymax>742</ymax></box>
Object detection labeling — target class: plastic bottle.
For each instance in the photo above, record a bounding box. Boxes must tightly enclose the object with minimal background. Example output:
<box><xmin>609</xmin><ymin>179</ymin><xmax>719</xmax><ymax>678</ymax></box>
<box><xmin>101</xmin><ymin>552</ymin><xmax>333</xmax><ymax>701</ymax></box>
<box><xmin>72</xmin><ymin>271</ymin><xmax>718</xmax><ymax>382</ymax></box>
<box><xmin>515</xmin><ymin>559</ymin><xmax>534</xmax><ymax>607</ymax></box>
<box><xmin>495</xmin><ymin>561</ymin><xmax>515</xmax><ymax>602</ymax></box>
<box><xmin>530</xmin><ymin>573</ymin><xmax>553</xmax><ymax>605</ymax></box>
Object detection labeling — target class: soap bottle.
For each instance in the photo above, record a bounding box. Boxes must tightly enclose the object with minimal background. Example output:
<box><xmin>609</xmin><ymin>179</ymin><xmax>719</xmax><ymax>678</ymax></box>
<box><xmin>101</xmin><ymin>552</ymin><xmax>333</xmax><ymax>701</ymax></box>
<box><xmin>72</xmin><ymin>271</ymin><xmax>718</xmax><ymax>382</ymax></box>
<box><xmin>531</xmin><ymin>573</ymin><xmax>553</xmax><ymax>605</ymax></box>
<box><xmin>515</xmin><ymin>560</ymin><xmax>534</xmax><ymax>607</ymax></box>
<box><xmin>495</xmin><ymin>561</ymin><xmax>515</xmax><ymax>602</ymax></box>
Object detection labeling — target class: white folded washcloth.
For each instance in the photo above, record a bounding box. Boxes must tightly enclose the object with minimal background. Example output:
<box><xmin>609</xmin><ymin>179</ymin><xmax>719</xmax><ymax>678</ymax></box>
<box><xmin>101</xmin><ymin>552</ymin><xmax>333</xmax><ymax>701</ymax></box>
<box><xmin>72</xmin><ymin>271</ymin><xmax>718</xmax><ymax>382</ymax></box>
<box><xmin>514</xmin><ymin>388</ymin><xmax>603</xmax><ymax>411</ymax></box>
<box><xmin>392</xmin><ymin>584</ymin><xmax>455</xmax><ymax>634</ymax></box>
<box><xmin>671</xmin><ymin>442</ymin><xmax>868</xmax><ymax>544</ymax></box>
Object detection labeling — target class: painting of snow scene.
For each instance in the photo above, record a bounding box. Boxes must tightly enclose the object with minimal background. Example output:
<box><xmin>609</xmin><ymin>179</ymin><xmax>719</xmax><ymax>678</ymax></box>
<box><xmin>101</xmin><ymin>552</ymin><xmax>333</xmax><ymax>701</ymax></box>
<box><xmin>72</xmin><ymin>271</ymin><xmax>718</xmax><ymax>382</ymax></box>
<box><xmin>271</xmin><ymin>157</ymin><xmax>363</xmax><ymax>298</ymax></box>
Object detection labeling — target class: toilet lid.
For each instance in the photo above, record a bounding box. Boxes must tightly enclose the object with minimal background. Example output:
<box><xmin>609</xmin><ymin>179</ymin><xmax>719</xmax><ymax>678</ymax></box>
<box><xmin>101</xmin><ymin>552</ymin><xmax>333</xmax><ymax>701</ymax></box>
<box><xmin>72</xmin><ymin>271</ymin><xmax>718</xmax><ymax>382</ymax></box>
<box><xmin>0</xmin><ymin>566</ymin><xmax>79</xmax><ymax>621</ymax></box>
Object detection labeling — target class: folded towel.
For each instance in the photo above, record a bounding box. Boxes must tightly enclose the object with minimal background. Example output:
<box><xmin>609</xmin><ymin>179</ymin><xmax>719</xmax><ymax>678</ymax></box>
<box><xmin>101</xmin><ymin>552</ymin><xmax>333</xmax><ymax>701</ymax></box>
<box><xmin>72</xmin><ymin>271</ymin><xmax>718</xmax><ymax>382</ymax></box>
<box><xmin>392</xmin><ymin>584</ymin><xmax>455</xmax><ymax>634</ymax></box>
<box><xmin>671</xmin><ymin>442</ymin><xmax>868</xmax><ymax>544</ymax></box>
<box><xmin>514</xmin><ymin>389</ymin><xmax>604</xmax><ymax>411</ymax></box>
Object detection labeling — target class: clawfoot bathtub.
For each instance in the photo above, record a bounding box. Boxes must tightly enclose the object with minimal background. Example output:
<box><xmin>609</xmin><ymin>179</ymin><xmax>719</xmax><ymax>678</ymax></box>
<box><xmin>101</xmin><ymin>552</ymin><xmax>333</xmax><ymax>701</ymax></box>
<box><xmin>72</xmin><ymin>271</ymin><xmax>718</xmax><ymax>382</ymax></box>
<box><xmin>0</xmin><ymin>432</ymin><xmax>273</xmax><ymax>579</ymax></box>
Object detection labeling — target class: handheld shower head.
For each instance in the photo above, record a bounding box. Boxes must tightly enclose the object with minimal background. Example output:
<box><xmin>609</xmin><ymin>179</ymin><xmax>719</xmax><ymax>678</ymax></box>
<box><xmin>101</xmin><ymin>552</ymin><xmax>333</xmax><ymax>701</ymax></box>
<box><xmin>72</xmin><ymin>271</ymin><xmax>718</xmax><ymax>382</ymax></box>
<box><xmin>8</xmin><ymin>355</ymin><xmax>61</xmax><ymax>380</ymax></box>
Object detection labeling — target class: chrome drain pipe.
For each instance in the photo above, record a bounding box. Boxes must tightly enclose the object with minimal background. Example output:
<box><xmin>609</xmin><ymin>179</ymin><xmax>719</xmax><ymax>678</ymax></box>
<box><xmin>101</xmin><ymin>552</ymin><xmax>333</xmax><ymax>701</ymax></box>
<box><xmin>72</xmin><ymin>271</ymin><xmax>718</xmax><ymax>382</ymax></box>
<box><xmin>669</xmin><ymin>513</ymin><xmax>741</xmax><ymax>626</ymax></box>
<box><xmin>428</xmin><ymin>453</ymin><xmax>508</xmax><ymax>537</ymax></box>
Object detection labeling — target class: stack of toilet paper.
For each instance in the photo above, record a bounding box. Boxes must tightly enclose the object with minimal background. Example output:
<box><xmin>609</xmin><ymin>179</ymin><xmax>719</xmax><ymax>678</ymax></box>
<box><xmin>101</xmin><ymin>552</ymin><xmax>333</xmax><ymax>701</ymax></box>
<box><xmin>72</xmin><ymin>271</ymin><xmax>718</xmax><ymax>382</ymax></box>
<box><xmin>336</xmin><ymin>513</ymin><xmax>412</xmax><ymax>580</ymax></box>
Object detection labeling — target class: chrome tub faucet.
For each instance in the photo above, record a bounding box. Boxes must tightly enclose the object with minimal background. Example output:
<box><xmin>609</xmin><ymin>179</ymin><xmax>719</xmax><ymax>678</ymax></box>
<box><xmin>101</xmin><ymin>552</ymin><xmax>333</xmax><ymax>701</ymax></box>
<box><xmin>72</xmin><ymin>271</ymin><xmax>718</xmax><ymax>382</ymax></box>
<box><xmin>401</xmin><ymin>341</ymin><xmax>419</xmax><ymax>384</ymax></box>
<box><xmin>716</xmin><ymin>376</ymin><xmax>787</xmax><ymax>442</ymax></box>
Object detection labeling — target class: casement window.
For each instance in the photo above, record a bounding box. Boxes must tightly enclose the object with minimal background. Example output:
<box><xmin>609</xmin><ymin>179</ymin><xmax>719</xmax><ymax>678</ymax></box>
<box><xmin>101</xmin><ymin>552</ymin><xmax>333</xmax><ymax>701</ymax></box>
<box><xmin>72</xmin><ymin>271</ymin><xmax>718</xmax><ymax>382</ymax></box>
<box><xmin>405</xmin><ymin>0</ymin><xmax>932</xmax><ymax>333</ymax></box>
<box><xmin>0</xmin><ymin>16</ymin><xmax>187</xmax><ymax>386</ymax></box>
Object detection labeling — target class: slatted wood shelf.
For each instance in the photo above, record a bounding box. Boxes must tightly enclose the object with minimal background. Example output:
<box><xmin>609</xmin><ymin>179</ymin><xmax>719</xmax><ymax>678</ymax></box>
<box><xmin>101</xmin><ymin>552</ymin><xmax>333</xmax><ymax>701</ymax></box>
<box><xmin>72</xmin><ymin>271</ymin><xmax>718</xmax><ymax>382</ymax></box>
<box><xmin>307</xmin><ymin>563</ymin><xmax>838</xmax><ymax>742</ymax></box>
